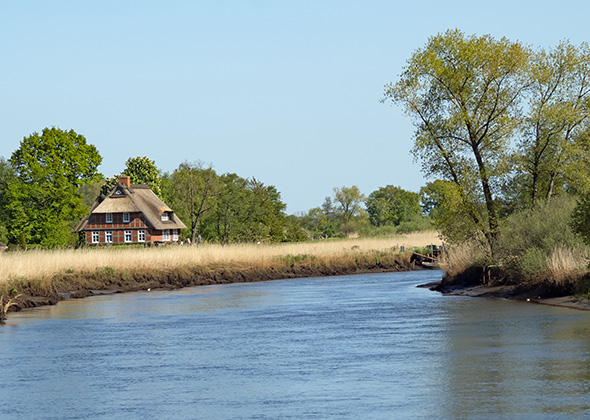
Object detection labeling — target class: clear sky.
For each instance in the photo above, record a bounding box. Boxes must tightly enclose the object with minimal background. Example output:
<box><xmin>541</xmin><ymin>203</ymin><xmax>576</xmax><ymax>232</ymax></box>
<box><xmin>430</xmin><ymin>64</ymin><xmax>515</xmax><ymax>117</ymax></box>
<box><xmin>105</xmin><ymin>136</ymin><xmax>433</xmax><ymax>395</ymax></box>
<box><xmin>1</xmin><ymin>0</ymin><xmax>588</xmax><ymax>213</ymax></box>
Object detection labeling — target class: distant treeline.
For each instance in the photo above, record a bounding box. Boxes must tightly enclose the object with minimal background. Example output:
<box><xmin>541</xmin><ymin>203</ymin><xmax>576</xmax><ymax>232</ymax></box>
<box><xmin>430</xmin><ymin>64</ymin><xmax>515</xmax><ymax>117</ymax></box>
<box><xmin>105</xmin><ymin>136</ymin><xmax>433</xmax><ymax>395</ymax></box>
<box><xmin>0</xmin><ymin>128</ymin><xmax>436</xmax><ymax>249</ymax></box>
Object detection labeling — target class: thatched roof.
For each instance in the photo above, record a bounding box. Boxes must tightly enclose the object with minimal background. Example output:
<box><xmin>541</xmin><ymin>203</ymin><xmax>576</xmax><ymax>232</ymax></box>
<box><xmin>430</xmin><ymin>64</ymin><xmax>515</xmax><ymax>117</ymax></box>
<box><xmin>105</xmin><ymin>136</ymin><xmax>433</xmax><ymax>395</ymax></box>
<box><xmin>74</xmin><ymin>182</ymin><xmax>187</xmax><ymax>232</ymax></box>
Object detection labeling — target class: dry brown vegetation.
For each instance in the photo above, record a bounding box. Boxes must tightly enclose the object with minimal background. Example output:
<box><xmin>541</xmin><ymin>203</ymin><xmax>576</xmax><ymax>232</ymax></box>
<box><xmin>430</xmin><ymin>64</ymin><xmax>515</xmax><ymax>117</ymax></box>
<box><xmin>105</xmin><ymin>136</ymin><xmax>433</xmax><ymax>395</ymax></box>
<box><xmin>545</xmin><ymin>247</ymin><xmax>589</xmax><ymax>286</ymax></box>
<box><xmin>444</xmin><ymin>241</ymin><xmax>590</xmax><ymax>289</ymax></box>
<box><xmin>0</xmin><ymin>232</ymin><xmax>442</xmax><ymax>301</ymax></box>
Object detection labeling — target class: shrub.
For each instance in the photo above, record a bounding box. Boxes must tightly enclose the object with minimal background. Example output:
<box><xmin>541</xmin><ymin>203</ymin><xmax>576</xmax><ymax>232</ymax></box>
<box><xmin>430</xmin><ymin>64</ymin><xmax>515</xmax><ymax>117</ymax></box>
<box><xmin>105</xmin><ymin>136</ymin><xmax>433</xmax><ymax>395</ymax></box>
<box><xmin>571</xmin><ymin>192</ymin><xmax>590</xmax><ymax>245</ymax></box>
<box><xmin>517</xmin><ymin>247</ymin><xmax>547</xmax><ymax>275</ymax></box>
<box><xmin>495</xmin><ymin>195</ymin><xmax>585</xmax><ymax>274</ymax></box>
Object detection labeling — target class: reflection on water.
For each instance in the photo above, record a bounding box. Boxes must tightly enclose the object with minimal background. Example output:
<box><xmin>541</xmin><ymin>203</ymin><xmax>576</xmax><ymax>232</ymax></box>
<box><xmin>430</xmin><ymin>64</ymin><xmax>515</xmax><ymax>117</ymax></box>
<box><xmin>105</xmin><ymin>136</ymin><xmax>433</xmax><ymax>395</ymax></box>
<box><xmin>1</xmin><ymin>271</ymin><xmax>590</xmax><ymax>419</ymax></box>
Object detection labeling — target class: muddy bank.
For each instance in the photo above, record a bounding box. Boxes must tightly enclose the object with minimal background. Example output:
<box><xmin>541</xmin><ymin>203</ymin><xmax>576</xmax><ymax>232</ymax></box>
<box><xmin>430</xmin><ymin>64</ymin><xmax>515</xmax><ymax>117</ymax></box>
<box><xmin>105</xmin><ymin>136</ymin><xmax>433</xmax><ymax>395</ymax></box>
<box><xmin>7</xmin><ymin>255</ymin><xmax>415</xmax><ymax>316</ymax></box>
<box><xmin>425</xmin><ymin>268</ymin><xmax>590</xmax><ymax>311</ymax></box>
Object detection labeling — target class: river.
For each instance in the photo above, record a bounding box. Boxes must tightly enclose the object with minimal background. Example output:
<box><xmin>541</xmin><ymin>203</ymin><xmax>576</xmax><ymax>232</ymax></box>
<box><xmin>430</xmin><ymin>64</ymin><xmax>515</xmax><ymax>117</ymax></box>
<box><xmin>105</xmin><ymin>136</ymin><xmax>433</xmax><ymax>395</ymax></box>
<box><xmin>1</xmin><ymin>270</ymin><xmax>590</xmax><ymax>419</ymax></box>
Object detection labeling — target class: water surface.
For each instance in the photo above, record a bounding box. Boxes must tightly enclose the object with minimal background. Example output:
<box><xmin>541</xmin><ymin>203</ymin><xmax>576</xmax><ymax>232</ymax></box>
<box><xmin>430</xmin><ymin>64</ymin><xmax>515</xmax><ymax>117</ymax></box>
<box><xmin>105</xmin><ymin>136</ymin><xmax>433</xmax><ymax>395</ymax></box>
<box><xmin>1</xmin><ymin>270</ymin><xmax>590</xmax><ymax>419</ymax></box>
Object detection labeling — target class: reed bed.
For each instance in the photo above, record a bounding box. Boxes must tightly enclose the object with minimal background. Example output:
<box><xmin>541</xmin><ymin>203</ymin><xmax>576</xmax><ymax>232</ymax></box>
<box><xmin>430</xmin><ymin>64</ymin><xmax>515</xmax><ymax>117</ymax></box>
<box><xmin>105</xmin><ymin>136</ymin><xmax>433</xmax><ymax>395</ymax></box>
<box><xmin>0</xmin><ymin>231</ymin><xmax>442</xmax><ymax>285</ymax></box>
<box><xmin>546</xmin><ymin>247</ymin><xmax>589</xmax><ymax>285</ymax></box>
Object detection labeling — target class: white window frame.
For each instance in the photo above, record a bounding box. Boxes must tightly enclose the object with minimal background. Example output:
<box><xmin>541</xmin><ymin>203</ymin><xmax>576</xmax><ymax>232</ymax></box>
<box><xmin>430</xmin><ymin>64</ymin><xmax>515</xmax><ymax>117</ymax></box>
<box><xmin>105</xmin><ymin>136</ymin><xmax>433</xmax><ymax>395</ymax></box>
<box><xmin>161</xmin><ymin>212</ymin><xmax>169</xmax><ymax>221</ymax></box>
<box><xmin>91</xmin><ymin>231</ymin><xmax>100</xmax><ymax>243</ymax></box>
<box><xmin>162</xmin><ymin>229</ymin><xmax>170</xmax><ymax>242</ymax></box>
<box><xmin>172</xmin><ymin>229</ymin><xmax>178</xmax><ymax>241</ymax></box>
<box><xmin>123</xmin><ymin>212</ymin><xmax>130</xmax><ymax>223</ymax></box>
<box><xmin>106</xmin><ymin>213</ymin><xmax>113</xmax><ymax>223</ymax></box>
<box><xmin>124</xmin><ymin>230</ymin><xmax>132</xmax><ymax>243</ymax></box>
<box><xmin>105</xmin><ymin>231</ymin><xmax>113</xmax><ymax>243</ymax></box>
<box><xmin>138</xmin><ymin>230</ymin><xmax>146</xmax><ymax>242</ymax></box>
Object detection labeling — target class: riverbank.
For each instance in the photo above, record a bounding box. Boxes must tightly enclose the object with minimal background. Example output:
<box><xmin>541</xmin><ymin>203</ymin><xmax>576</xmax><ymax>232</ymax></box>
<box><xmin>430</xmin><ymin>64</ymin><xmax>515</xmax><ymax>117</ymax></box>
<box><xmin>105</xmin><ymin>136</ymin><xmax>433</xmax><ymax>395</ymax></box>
<box><xmin>423</xmin><ymin>268</ymin><xmax>590</xmax><ymax>311</ymax></box>
<box><xmin>1</xmin><ymin>233</ymin><xmax>443</xmax><ymax>321</ymax></box>
<box><xmin>8</xmin><ymin>252</ymin><xmax>416</xmax><ymax>315</ymax></box>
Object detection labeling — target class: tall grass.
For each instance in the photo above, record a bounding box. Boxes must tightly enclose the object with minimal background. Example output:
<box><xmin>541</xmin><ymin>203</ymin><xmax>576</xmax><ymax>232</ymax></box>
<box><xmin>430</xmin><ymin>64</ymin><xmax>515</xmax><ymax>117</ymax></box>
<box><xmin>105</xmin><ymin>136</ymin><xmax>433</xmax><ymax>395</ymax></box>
<box><xmin>546</xmin><ymin>247</ymin><xmax>589</xmax><ymax>286</ymax></box>
<box><xmin>0</xmin><ymin>231</ymin><xmax>442</xmax><ymax>286</ymax></box>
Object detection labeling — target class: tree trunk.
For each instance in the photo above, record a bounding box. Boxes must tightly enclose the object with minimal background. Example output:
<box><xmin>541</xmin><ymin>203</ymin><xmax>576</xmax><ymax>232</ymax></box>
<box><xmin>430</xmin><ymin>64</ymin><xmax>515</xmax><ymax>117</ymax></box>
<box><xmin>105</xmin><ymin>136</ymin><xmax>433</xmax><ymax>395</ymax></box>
<box><xmin>472</xmin><ymin>143</ymin><xmax>498</xmax><ymax>258</ymax></box>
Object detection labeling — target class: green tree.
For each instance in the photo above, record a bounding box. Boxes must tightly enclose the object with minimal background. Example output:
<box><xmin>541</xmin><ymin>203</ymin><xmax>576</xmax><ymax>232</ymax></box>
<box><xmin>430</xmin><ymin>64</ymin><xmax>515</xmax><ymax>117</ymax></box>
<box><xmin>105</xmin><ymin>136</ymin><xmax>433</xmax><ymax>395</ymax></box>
<box><xmin>366</xmin><ymin>185</ymin><xmax>421</xmax><ymax>226</ymax></box>
<box><xmin>247</xmin><ymin>178</ymin><xmax>288</xmax><ymax>242</ymax></box>
<box><xmin>297</xmin><ymin>207</ymin><xmax>335</xmax><ymax>239</ymax></box>
<box><xmin>0</xmin><ymin>158</ymin><xmax>16</xmax><ymax>243</ymax></box>
<box><xmin>102</xmin><ymin>156</ymin><xmax>162</xmax><ymax>197</ymax></box>
<box><xmin>207</xmin><ymin>173</ymin><xmax>252</xmax><ymax>245</ymax></box>
<box><xmin>333</xmin><ymin>185</ymin><xmax>366</xmax><ymax>224</ymax></box>
<box><xmin>162</xmin><ymin>161</ymin><xmax>220</xmax><ymax>244</ymax></box>
<box><xmin>384</xmin><ymin>29</ymin><xmax>530</xmax><ymax>255</ymax></box>
<box><xmin>570</xmin><ymin>192</ymin><xmax>590</xmax><ymax>244</ymax></box>
<box><xmin>7</xmin><ymin>127</ymin><xmax>102</xmax><ymax>248</ymax></box>
<box><xmin>421</xmin><ymin>179</ymin><xmax>485</xmax><ymax>244</ymax></box>
<box><xmin>518</xmin><ymin>41</ymin><xmax>590</xmax><ymax>205</ymax></box>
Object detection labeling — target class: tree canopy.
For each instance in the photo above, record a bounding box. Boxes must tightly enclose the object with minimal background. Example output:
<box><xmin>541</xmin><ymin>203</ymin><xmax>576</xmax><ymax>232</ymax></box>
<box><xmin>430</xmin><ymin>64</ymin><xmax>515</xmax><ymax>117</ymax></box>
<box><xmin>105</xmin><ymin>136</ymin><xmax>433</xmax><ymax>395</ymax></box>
<box><xmin>384</xmin><ymin>30</ymin><xmax>530</xmax><ymax>255</ymax></box>
<box><xmin>162</xmin><ymin>161</ymin><xmax>220</xmax><ymax>244</ymax></box>
<box><xmin>101</xmin><ymin>156</ymin><xmax>162</xmax><ymax>197</ymax></box>
<box><xmin>6</xmin><ymin>127</ymin><xmax>102</xmax><ymax>248</ymax></box>
<box><xmin>366</xmin><ymin>185</ymin><xmax>421</xmax><ymax>227</ymax></box>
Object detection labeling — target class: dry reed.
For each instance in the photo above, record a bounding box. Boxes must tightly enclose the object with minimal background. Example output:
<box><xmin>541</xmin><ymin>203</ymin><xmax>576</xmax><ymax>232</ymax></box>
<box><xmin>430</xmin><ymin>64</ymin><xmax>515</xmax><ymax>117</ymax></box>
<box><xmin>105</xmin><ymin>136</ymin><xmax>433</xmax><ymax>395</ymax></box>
<box><xmin>0</xmin><ymin>231</ymin><xmax>442</xmax><ymax>285</ymax></box>
<box><xmin>546</xmin><ymin>247</ymin><xmax>589</xmax><ymax>285</ymax></box>
<box><xmin>443</xmin><ymin>242</ymin><xmax>488</xmax><ymax>274</ymax></box>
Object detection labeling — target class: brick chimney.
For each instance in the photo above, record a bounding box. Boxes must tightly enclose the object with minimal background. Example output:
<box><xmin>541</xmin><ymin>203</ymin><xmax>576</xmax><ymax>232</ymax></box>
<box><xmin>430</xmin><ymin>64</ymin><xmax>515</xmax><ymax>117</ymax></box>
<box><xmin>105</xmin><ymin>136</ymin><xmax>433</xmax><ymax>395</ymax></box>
<box><xmin>120</xmin><ymin>176</ymin><xmax>131</xmax><ymax>188</ymax></box>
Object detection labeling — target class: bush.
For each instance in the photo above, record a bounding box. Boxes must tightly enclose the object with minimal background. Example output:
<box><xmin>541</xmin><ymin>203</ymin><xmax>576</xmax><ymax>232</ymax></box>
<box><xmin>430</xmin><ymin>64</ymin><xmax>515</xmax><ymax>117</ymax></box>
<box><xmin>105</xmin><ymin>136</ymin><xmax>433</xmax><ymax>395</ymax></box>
<box><xmin>495</xmin><ymin>195</ymin><xmax>587</xmax><ymax>276</ymax></box>
<box><xmin>571</xmin><ymin>192</ymin><xmax>590</xmax><ymax>244</ymax></box>
<box><xmin>396</xmin><ymin>217</ymin><xmax>434</xmax><ymax>233</ymax></box>
<box><xmin>517</xmin><ymin>247</ymin><xmax>547</xmax><ymax>275</ymax></box>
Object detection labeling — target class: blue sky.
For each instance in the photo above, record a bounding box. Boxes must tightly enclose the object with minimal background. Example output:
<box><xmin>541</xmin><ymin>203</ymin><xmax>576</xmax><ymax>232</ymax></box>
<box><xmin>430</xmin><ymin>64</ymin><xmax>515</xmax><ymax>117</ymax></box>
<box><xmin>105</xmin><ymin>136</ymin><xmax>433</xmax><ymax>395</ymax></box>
<box><xmin>1</xmin><ymin>1</ymin><xmax>588</xmax><ymax>213</ymax></box>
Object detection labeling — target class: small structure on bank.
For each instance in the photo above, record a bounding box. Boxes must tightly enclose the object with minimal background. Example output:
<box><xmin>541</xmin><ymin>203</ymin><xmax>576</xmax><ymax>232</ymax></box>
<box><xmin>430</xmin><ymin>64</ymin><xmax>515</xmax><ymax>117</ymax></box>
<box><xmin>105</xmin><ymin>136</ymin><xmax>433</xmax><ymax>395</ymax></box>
<box><xmin>74</xmin><ymin>176</ymin><xmax>186</xmax><ymax>245</ymax></box>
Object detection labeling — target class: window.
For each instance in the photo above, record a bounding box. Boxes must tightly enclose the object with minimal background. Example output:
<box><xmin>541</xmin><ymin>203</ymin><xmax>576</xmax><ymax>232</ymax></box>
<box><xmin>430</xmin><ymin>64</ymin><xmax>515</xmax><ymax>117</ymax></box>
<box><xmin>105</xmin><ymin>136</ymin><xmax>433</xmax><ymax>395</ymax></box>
<box><xmin>161</xmin><ymin>212</ymin><xmax>169</xmax><ymax>221</ymax></box>
<box><xmin>123</xmin><ymin>212</ymin><xmax>130</xmax><ymax>223</ymax></box>
<box><xmin>105</xmin><ymin>231</ymin><xmax>113</xmax><ymax>243</ymax></box>
<box><xmin>91</xmin><ymin>231</ymin><xmax>100</xmax><ymax>243</ymax></box>
<box><xmin>106</xmin><ymin>213</ymin><xmax>113</xmax><ymax>223</ymax></box>
<box><xmin>163</xmin><ymin>229</ymin><xmax>170</xmax><ymax>241</ymax></box>
<box><xmin>172</xmin><ymin>229</ymin><xmax>178</xmax><ymax>241</ymax></box>
<box><xmin>124</xmin><ymin>230</ymin><xmax>132</xmax><ymax>242</ymax></box>
<box><xmin>138</xmin><ymin>230</ymin><xmax>146</xmax><ymax>242</ymax></box>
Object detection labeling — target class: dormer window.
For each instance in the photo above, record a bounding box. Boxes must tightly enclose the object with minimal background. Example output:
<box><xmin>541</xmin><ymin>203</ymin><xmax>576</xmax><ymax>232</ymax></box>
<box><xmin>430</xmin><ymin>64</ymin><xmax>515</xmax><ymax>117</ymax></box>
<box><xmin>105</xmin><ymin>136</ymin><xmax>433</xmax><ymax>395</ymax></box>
<box><xmin>161</xmin><ymin>212</ymin><xmax>169</xmax><ymax>221</ymax></box>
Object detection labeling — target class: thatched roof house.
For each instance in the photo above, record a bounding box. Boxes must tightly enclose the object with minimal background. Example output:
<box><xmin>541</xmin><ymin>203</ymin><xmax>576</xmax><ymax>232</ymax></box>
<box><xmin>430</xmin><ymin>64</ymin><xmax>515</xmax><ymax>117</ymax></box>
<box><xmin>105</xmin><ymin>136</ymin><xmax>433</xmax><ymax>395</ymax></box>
<box><xmin>75</xmin><ymin>176</ymin><xmax>186</xmax><ymax>245</ymax></box>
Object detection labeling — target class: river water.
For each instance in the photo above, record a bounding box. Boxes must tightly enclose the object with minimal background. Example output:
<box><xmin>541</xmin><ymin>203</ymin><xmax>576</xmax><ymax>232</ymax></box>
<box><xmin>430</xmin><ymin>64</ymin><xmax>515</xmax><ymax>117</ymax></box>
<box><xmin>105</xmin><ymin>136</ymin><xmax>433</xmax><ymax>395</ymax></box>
<box><xmin>1</xmin><ymin>270</ymin><xmax>590</xmax><ymax>419</ymax></box>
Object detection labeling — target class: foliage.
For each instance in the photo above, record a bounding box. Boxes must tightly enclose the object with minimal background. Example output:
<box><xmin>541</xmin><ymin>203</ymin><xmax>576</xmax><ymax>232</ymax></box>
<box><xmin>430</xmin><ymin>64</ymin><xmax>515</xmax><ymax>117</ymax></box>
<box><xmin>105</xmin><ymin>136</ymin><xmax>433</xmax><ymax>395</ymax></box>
<box><xmin>162</xmin><ymin>161</ymin><xmax>220</xmax><ymax>243</ymax></box>
<box><xmin>247</xmin><ymin>178</ymin><xmax>288</xmax><ymax>242</ymax></box>
<box><xmin>570</xmin><ymin>192</ymin><xmax>590</xmax><ymax>245</ymax></box>
<box><xmin>517</xmin><ymin>41</ymin><xmax>590</xmax><ymax>204</ymax></box>
<box><xmin>198</xmin><ymin>174</ymin><xmax>290</xmax><ymax>244</ymax></box>
<box><xmin>297</xmin><ymin>186</ymin><xmax>369</xmax><ymax>239</ymax></box>
<box><xmin>6</xmin><ymin>127</ymin><xmax>102</xmax><ymax>248</ymax></box>
<box><xmin>282</xmin><ymin>215</ymin><xmax>309</xmax><ymax>242</ymax></box>
<box><xmin>101</xmin><ymin>156</ymin><xmax>162</xmax><ymax>197</ymax></box>
<box><xmin>420</xmin><ymin>179</ymin><xmax>485</xmax><ymax>245</ymax></box>
<box><xmin>366</xmin><ymin>185</ymin><xmax>421</xmax><ymax>226</ymax></box>
<box><xmin>496</xmin><ymin>195</ymin><xmax>583</xmax><ymax>274</ymax></box>
<box><xmin>395</xmin><ymin>217</ymin><xmax>433</xmax><ymax>234</ymax></box>
<box><xmin>79</xmin><ymin>181</ymin><xmax>104</xmax><ymax>208</ymax></box>
<box><xmin>0</xmin><ymin>158</ymin><xmax>16</xmax><ymax>243</ymax></box>
<box><xmin>333</xmin><ymin>185</ymin><xmax>366</xmax><ymax>223</ymax></box>
<box><xmin>384</xmin><ymin>29</ymin><xmax>530</xmax><ymax>256</ymax></box>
